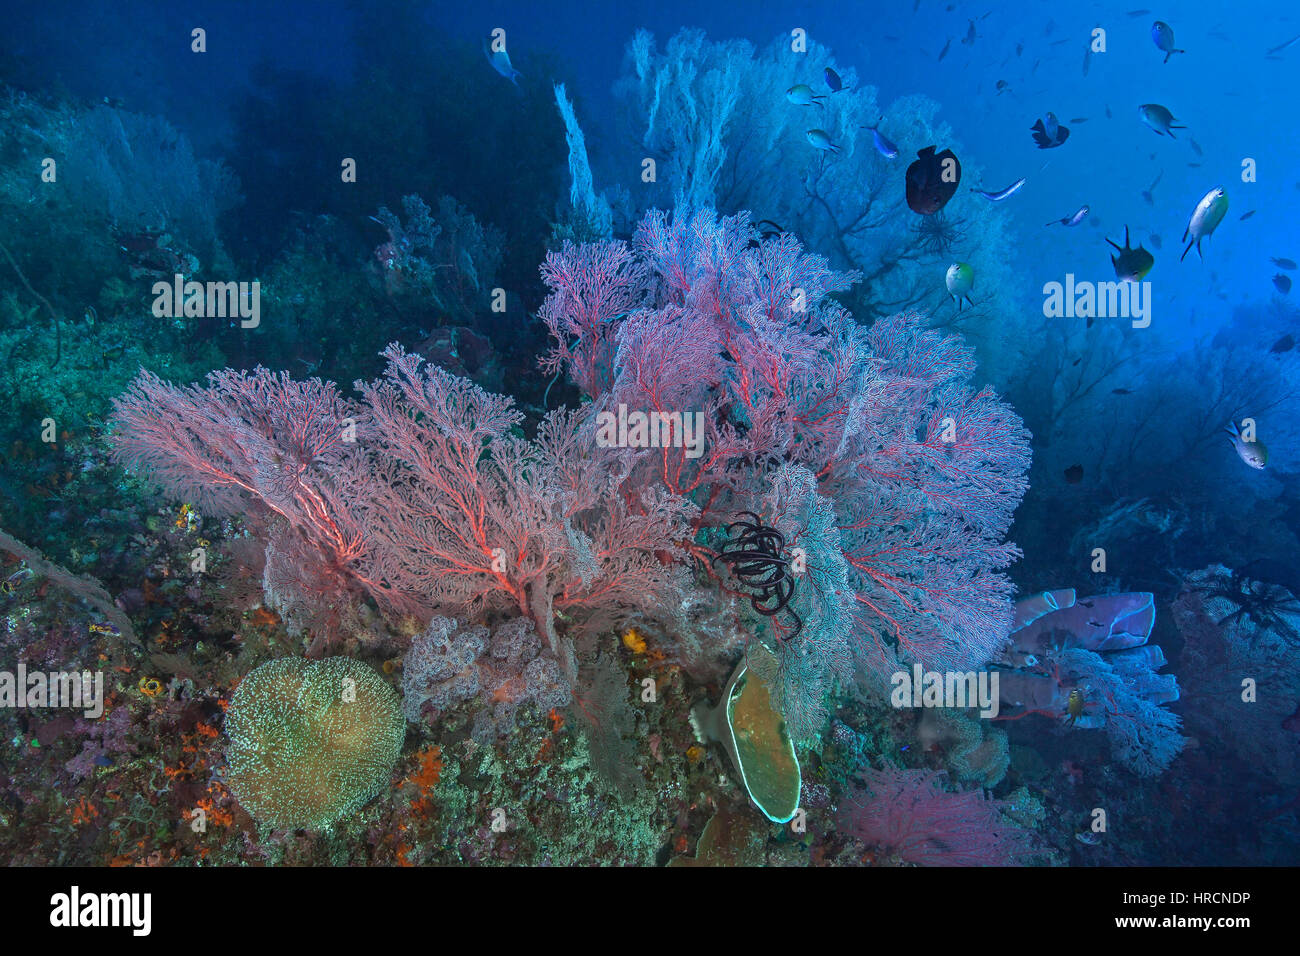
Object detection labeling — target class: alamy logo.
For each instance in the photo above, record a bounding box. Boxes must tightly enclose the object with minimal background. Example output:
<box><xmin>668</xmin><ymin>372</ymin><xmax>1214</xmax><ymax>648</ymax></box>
<box><xmin>152</xmin><ymin>273</ymin><xmax>261</xmax><ymax>328</ymax></box>
<box><xmin>49</xmin><ymin>886</ymin><xmax>151</xmax><ymax>936</ymax></box>
<box><xmin>0</xmin><ymin>664</ymin><xmax>103</xmax><ymax>718</ymax></box>
<box><xmin>595</xmin><ymin>403</ymin><xmax>706</xmax><ymax>459</ymax></box>
<box><xmin>1042</xmin><ymin>274</ymin><xmax>1151</xmax><ymax>328</ymax></box>
<box><xmin>890</xmin><ymin>665</ymin><xmax>1000</xmax><ymax>718</ymax></box>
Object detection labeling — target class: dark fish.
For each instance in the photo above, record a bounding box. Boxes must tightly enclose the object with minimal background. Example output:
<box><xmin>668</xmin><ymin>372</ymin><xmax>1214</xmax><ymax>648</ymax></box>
<box><xmin>938</xmin><ymin>38</ymin><xmax>952</xmax><ymax>61</ymax></box>
<box><xmin>1030</xmin><ymin>112</ymin><xmax>1070</xmax><ymax>148</ymax></box>
<box><xmin>996</xmin><ymin>79</ymin><xmax>1010</xmax><ymax>94</ymax></box>
<box><xmin>1112</xmin><ymin>388</ymin><xmax>1133</xmax><ymax>394</ymax></box>
<box><xmin>1275</xmin><ymin>274</ymin><xmax>1293</xmax><ymax>294</ymax></box>
<box><xmin>1105</xmin><ymin>105</ymin><xmax>1112</xmax><ymax>119</ymax></box>
<box><xmin>1073</xmin><ymin>355</ymin><xmax>1084</xmax><ymax>363</ymax></box>
<box><xmin>1083</xmin><ymin>45</ymin><xmax>1092</xmax><ymax>76</ymax></box>
<box><xmin>1107</xmin><ymin>226</ymin><xmax>1155</xmax><ymax>281</ymax></box>
<box><xmin>1240</xmin><ymin>210</ymin><xmax>1257</xmax><ymax>220</ymax></box>
<box><xmin>825</xmin><ymin>67</ymin><xmax>846</xmax><ymax>92</ymax></box>
<box><xmin>1271</xmin><ymin>334</ymin><xmax>1296</xmax><ymax>354</ymax></box>
<box><xmin>1190</xmin><ymin>137</ymin><xmax>1204</xmax><ymax>157</ymax></box>
<box><xmin>1149</xmin><ymin>233</ymin><xmax>1162</xmax><ymax>249</ymax></box>
<box><xmin>1141</xmin><ymin>170</ymin><xmax>1162</xmax><ymax>205</ymax></box>
<box><xmin>1271</xmin><ymin>257</ymin><xmax>1297</xmax><ymax>270</ymax></box>
<box><xmin>1128</xmin><ymin>9</ymin><xmax>1151</xmax><ymax>16</ymax></box>
<box><xmin>1016</xmin><ymin>41</ymin><xmax>1024</xmax><ymax>57</ymax></box>
<box><xmin>1267</xmin><ymin>32</ymin><xmax>1300</xmax><ymax>57</ymax></box>
<box><xmin>1064</xmin><ymin>464</ymin><xmax>1084</xmax><ymax>483</ymax></box>
<box><xmin>963</xmin><ymin>19</ymin><xmax>977</xmax><ymax>45</ymax></box>
<box><xmin>1069</xmin><ymin>117</ymin><xmax>1089</xmax><ymax>124</ymax></box>
<box><xmin>905</xmin><ymin>145</ymin><xmax>962</xmax><ymax>215</ymax></box>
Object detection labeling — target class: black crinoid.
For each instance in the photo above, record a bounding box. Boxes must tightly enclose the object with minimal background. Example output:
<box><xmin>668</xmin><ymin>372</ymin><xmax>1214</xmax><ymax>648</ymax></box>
<box><xmin>711</xmin><ymin>511</ymin><xmax>803</xmax><ymax>643</ymax></box>
<box><xmin>1192</xmin><ymin>568</ymin><xmax>1300</xmax><ymax>644</ymax></box>
<box><xmin>910</xmin><ymin>209</ymin><xmax>968</xmax><ymax>257</ymax></box>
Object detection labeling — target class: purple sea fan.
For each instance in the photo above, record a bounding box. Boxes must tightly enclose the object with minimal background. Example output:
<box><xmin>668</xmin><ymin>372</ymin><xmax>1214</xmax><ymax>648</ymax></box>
<box><xmin>838</xmin><ymin>766</ymin><xmax>1036</xmax><ymax>866</ymax></box>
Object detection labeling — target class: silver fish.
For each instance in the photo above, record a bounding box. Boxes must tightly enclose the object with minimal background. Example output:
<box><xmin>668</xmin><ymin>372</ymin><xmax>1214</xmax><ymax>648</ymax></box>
<box><xmin>973</xmin><ymin>178</ymin><xmax>1027</xmax><ymax>202</ymax></box>
<box><xmin>1046</xmin><ymin>205</ymin><xmax>1089</xmax><ymax>226</ymax></box>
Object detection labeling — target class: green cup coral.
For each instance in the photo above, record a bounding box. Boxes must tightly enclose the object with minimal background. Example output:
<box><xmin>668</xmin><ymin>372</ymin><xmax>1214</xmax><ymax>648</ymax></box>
<box><xmin>224</xmin><ymin>657</ymin><xmax>406</xmax><ymax>830</ymax></box>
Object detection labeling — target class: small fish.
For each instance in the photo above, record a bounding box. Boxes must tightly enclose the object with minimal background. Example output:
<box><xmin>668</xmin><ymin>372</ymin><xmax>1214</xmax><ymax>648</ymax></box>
<box><xmin>1271</xmin><ymin>257</ymin><xmax>1297</xmax><ymax>270</ymax></box>
<box><xmin>805</xmin><ymin>129</ymin><xmax>839</xmax><ymax>152</ymax></box>
<box><xmin>1266</xmin><ymin>32</ymin><xmax>1300</xmax><ymax>57</ymax></box>
<box><xmin>1240</xmin><ymin>210</ymin><xmax>1257</xmax><ymax>220</ymax></box>
<box><xmin>1271</xmin><ymin>334</ymin><xmax>1296</xmax><ymax>354</ymax></box>
<box><xmin>1083</xmin><ymin>45</ymin><xmax>1092</xmax><ymax>76</ymax></box>
<box><xmin>1016</xmin><ymin>42</ymin><xmax>1024</xmax><ymax>57</ymax></box>
<box><xmin>1149</xmin><ymin>233</ymin><xmax>1162</xmax><ymax>250</ymax></box>
<box><xmin>1030</xmin><ymin>112</ymin><xmax>1070</xmax><ymax>148</ymax></box>
<box><xmin>1151</xmin><ymin>20</ymin><xmax>1185</xmax><ymax>63</ymax></box>
<box><xmin>1112</xmin><ymin>388</ymin><xmax>1133</xmax><ymax>394</ymax></box>
<box><xmin>1226</xmin><ymin>420</ymin><xmax>1268</xmax><ymax>470</ymax></box>
<box><xmin>1138</xmin><ymin>103</ymin><xmax>1186</xmax><ymax>138</ymax></box>
<box><xmin>973</xmin><ymin>177</ymin><xmax>1026</xmax><ymax>202</ymax></box>
<box><xmin>2</xmin><ymin>567</ymin><xmax>34</xmax><ymax>594</ymax></box>
<box><xmin>1105</xmin><ymin>105</ymin><xmax>1113</xmax><ymax>119</ymax></box>
<box><xmin>1069</xmin><ymin>117</ymin><xmax>1089</xmax><ymax>124</ymax></box>
<box><xmin>862</xmin><ymin>119</ymin><xmax>899</xmax><ymax>159</ymax></box>
<box><xmin>1064</xmin><ymin>464</ymin><xmax>1084</xmax><ymax>483</ymax></box>
<box><xmin>1107</xmin><ymin>227</ymin><xmax>1156</xmax><ymax>281</ymax></box>
<box><xmin>482</xmin><ymin>36</ymin><xmax>522</xmax><ymax>87</ymax></box>
<box><xmin>824</xmin><ymin>67</ymin><xmax>846</xmax><ymax>92</ymax></box>
<box><xmin>1181</xmin><ymin>186</ymin><xmax>1229</xmax><ymax>261</ymax></box>
<box><xmin>1046</xmin><ymin>204</ymin><xmax>1089</xmax><ymax>227</ymax></box>
<box><xmin>1144</xmin><ymin>170</ymin><xmax>1164</xmax><ymax>204</ymax></box>
<box><xmin>938</xmin><ymin>38</ymin><xmax>952</xmax><ymax>61</ymax></box>
<box><xmin>1275</xmin><ymin>274</ymin><xmax>1293</xmax><ymax>294</ymax></box>
<box><xmin>1065</xmin><ymin>688</ymin><xmax>1087</xmax><ymax>726</ymax></box>
<box><xmin>89</xmin><ymin>621</ymin><xmax>121</xmax><ymax>637</ymax></box>
<box><xmin>996</xmin><ymin>79</ymin><xmax>1010</xmax><ymax>94</ymax></box>
<box><xmin>963</xmin><ymin>19</ymin><xmax>977</xmax><ymax>45</ymax></box>
<box><xmin>945</xmin><ymin>262</ymin><xmax>975</xmax><ymax>310</ymax></box>
<box><xmin>1076</xmin><ymin>830</ymin><xmax>1102</xmax><ymax>846</ymax></box>
<box><xmin>1127</xmin><ymin>9</ymin><xmax>1152</xmax><ymax>17</ymax></box>
<box><xmin>1189</xmin><ymin>137</ymin><xmax>1204</xmax><ymax>157</ymax></box>
<box><xmin>787</xmin><ymin>84</ymin><xmax>825</xmax><ymax>107</ymax></box>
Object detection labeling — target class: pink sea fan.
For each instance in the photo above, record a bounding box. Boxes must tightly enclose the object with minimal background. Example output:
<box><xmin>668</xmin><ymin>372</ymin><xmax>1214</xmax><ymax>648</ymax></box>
<box><xmin>838</xmin><ymin>766</ymin><xmax>1035</xmax><ymax>866</ymax></box>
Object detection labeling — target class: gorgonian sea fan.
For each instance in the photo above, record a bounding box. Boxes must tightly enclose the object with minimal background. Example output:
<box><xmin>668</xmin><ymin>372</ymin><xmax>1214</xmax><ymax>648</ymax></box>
<box><xmin>540</xmin><ymin>206</ymin><xmax>1031</xmax><ymax>691</ymax></box>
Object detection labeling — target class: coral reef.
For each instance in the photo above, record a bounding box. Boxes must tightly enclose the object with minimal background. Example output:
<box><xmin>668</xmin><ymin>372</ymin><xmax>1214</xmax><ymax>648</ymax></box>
<box><xmin>223</xmin><ymin>656</ymin><xmax>406</xmax><ymax>830</ymax></box>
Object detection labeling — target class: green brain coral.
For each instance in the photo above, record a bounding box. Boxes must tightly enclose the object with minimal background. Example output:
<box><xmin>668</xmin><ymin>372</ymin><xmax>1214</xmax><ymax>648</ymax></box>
<box><xmin>224</xmin><ymin>657</ymin><xmax>406</xmax><ymax>830</ymax></box>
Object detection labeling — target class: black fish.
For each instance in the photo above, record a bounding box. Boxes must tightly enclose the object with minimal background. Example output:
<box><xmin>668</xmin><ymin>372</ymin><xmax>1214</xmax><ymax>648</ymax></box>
<box><xmin>1275</xmin><ymin>274</ymin><xmax>1293</xmax><ymax>294</ymax></box>
<box><xmin>1272</xmin><ymin>257</ymin><xmax>1297</xmax><ymax>270</ymax></box>
<box><xmin>1030</xmin><ymin>114</ymin><xmax>1070</xmax><ymax>148</ymax></box>
<box><xmin>905</xmin><ymin>145</ymin><xmax>962</xmax><ymax>215</ymax></box>
<box><xmin>938</xmin><ymin>38</ymin><xmax>952</xmax><ymax>61</ymax></box>
<box><xmin>1106</xmin><ymin>227</ymin><xmax>1155</xmax><ymax>281</ymax></box>
<box><xmin>1112</xmin><ymin>387</ymin><xmax>1133</xmax><ymax>394</ymax></box>
<box><xmin>1240</xmin><ymin>210</ymin><xmax>1257</xmax><ymax>220</ymax></box>
<box><xmin>1271</xmin><ymin>334</ymin><xmax>1296</xmax><ymax>354</ymax></box>
<box><xmin>1070</xmin><ymin>117</ymin><xmax>1089</xmax><ymax>124</ymax></box>
<box><xmin>963</xmin><ymin>19</ymin><xmax>977</xmax><ymax>45</ymax></box>
<box><xmin>825</xmin><ymin>67</ymin><xmax>846</xmax><ymax>92</ymax></box>
<box><xmin>1064</xmin><ymin>464</ymin><xmax>1084</xmax><ymax>483</ymax></box>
